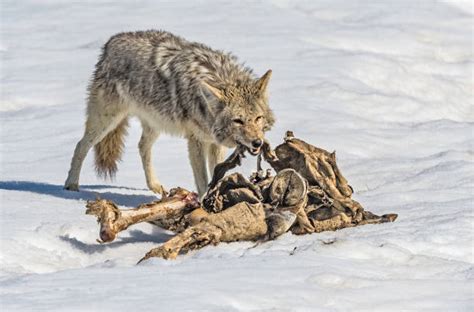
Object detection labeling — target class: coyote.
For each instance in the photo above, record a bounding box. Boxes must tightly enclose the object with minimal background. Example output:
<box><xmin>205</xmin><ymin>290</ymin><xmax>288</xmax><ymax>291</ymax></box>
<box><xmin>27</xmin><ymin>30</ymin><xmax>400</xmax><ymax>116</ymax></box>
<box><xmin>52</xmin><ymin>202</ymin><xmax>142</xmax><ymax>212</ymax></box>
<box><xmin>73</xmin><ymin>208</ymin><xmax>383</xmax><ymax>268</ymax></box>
<box><xmin>64</xmin><ymin>30</ymin><xmax>275</xmax><ymax>197</ymax></box>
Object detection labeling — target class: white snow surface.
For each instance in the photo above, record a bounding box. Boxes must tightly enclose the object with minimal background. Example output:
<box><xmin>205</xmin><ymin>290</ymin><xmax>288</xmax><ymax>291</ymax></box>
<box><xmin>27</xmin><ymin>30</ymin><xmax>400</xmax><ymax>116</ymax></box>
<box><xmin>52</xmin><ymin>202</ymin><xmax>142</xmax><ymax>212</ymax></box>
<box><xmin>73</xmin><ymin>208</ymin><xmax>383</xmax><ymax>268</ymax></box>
<box><xmin>1</xmin><ymin>0</ymin><xmax>473</xmax><ymax>311</ymax></box>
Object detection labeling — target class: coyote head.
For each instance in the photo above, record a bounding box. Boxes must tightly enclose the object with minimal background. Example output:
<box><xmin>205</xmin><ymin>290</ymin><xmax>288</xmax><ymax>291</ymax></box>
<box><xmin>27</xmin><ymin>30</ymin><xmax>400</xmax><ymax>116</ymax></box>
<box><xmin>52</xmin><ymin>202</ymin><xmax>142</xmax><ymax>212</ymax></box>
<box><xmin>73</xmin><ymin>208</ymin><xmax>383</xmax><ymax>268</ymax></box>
<box><xmin>203</xmin><ymin>70</ymin><xmax>275</xmax><ymax>155</ymax></box>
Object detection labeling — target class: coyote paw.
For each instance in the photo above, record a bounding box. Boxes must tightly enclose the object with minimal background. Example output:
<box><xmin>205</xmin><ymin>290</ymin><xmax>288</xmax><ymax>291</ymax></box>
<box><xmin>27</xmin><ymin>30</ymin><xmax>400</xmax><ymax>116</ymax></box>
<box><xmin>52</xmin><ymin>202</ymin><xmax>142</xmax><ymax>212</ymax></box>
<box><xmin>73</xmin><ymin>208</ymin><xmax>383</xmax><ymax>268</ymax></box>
<box><xmin>64</xmin><ymin>183</ymin><xmax>79</xmax><ymax>191</ymax></box>
<box><xmin>148</xmin><ymin>183</ymin><xmax>168</xmax><ymax>198</ymax></box>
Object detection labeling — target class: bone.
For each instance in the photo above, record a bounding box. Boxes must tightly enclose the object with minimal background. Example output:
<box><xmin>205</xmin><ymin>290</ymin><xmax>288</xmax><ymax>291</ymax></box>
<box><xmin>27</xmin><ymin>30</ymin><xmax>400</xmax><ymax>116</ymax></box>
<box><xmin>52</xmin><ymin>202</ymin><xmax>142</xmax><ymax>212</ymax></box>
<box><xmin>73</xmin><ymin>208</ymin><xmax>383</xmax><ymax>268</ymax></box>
<box><xmin>86</xmin><ymin>188</ymin><xmax>200</xmax><ymax>243</ymax></box>
<box><xmin>138</xmin><ymin>222</ymin><xmax>222</xmax><ymax>262</ymax></box>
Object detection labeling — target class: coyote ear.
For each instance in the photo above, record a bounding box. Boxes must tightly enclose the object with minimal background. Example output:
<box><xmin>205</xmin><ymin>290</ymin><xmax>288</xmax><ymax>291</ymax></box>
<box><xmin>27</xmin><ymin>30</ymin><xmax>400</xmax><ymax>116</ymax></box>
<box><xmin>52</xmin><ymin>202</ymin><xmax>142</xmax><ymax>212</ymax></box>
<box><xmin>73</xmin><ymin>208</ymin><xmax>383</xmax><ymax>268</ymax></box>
<box><xmin>202</xmin><ymin>81</ymin><xmax>224</xmax><ymax>100</ymax></box>
<box><xmin>255</xmin><ymin>69</ymin><xmax>272</xmax><ymax>94</ymax></box>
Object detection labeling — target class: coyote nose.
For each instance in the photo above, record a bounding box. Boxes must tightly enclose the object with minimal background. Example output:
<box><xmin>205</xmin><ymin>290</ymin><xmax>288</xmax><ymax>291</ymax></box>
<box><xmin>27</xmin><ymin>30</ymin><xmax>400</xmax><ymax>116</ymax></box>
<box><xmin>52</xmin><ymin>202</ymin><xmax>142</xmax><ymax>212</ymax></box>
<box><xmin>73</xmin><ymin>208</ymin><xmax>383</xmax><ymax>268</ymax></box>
<box><xmin>251</xmin><ymin>139</ymin><xmax>263</xmax><ymax>148</ymax></box>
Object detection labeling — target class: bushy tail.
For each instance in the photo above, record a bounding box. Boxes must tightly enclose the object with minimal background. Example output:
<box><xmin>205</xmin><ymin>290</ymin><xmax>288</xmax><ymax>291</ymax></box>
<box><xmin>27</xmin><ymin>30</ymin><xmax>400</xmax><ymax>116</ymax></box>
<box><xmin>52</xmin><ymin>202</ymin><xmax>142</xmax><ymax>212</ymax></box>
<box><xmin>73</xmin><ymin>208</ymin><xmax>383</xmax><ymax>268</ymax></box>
<box><xmin>94</xmin><ymin>118</ymin><xmax>129</xmax><ymax>179</ymax></box>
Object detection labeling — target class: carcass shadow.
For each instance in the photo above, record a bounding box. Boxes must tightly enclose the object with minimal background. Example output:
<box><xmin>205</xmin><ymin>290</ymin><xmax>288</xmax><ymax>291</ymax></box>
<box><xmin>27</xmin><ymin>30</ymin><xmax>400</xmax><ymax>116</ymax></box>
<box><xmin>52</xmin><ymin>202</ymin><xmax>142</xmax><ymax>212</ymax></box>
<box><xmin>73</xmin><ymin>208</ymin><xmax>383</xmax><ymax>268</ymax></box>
<box><xmin>59</xmin><ymin>229</ymin><xmax>174</xmax><ymax>254</ymax></box>
<box><xmin>0</xmin><ymin>180</ymin><xmax>157</xmax><ymax>207</ymax></box>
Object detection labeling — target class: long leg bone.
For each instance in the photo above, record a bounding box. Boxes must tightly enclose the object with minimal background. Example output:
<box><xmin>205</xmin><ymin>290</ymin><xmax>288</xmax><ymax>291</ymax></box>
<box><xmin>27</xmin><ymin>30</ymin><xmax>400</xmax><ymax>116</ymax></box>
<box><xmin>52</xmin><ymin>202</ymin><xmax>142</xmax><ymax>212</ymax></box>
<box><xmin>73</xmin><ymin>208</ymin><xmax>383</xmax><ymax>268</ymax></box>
<box><xmin>138</xmin><ymin>222</ymin><xmax>223</xmax><ymax>263</ymax></box>
<box><xmin>86</xmin><ymin>188</ymin><xmax>200</xmax><ymax>243</ymax></box>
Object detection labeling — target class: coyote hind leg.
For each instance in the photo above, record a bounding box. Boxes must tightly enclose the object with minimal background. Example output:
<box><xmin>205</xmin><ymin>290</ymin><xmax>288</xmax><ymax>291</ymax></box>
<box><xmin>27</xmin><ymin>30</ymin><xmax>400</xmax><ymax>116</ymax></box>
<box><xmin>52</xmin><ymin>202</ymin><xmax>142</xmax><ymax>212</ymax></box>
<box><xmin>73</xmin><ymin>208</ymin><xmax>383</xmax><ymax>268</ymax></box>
<box><xmin>138</xmin><ymin>122</ymin><xmax>167</xmax><ymax>197</ymax></box>
<box><xmin>64</xmin><ymin>93</ymin><xmax>127</xmax><ymax>191</ymax></box>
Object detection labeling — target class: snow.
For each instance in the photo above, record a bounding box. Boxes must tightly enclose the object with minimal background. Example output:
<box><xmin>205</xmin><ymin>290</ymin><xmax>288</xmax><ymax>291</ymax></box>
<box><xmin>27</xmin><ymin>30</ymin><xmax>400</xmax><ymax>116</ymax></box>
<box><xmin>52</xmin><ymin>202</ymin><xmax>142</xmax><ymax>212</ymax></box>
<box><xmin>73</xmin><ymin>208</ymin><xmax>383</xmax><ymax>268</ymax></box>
<box><xmin>1</xmin><ymin>0</ymin><xmax>473</xmax><ymax>310</ymax></box>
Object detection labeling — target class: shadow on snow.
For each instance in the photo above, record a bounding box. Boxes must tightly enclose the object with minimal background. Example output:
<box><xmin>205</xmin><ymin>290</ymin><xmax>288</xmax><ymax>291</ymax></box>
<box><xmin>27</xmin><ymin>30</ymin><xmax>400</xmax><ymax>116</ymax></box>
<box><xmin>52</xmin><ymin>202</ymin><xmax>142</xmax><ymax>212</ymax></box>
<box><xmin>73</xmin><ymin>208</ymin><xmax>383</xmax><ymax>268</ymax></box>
<box><xmin>59</xmin><ymin>229</ymin><xmax>173</xmax><ymax>254</ymax></box>
<box><xmin>0</xmin><ymin>181</ymin><xmax>158</xmax><ymax>207</ymax></box>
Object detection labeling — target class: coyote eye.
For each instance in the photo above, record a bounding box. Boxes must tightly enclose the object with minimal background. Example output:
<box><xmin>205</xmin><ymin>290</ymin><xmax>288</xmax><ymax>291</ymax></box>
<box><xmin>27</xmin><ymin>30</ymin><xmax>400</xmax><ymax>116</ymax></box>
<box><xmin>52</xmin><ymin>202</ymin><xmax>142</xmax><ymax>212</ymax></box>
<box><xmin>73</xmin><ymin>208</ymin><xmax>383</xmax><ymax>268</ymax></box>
<box><xmin>233</xmin><ymin>118</ymin><xmax>244</xmax><ymax>125</ymax></box>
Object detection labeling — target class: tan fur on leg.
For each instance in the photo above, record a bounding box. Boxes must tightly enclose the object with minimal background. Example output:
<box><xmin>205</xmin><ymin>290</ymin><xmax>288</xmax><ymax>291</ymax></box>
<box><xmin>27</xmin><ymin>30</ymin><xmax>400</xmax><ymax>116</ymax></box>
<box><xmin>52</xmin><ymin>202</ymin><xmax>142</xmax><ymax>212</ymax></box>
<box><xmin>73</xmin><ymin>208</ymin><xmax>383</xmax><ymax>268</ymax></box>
<box><xmin>187</xmin><ymin>136</ymin><xmax>209</xmax><ymax>197</ymax></box>
<box><xmin>65</xmin><ymin>90</ymin><xmax>128</xmax><ymax>190</ymax></box>
<box><xmin>207</xmin><ymin>143</ymin><xmax>226</xmax><ymax>177</ymax></box>
<box><xmin>138</xmin><ymin>122</ymin><xmax>167</xmax><ymax>197</ymax></box>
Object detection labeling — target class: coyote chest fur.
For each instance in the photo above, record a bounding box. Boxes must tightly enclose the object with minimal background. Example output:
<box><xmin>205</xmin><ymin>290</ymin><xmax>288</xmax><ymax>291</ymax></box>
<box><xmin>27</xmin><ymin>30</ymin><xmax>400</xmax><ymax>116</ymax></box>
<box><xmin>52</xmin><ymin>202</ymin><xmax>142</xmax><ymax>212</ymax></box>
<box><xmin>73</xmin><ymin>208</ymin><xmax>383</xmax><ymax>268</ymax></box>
<box><xmin>65</xmin><ymin>30</ymin><xmax>275</xmax><ymax>196</ymax></box>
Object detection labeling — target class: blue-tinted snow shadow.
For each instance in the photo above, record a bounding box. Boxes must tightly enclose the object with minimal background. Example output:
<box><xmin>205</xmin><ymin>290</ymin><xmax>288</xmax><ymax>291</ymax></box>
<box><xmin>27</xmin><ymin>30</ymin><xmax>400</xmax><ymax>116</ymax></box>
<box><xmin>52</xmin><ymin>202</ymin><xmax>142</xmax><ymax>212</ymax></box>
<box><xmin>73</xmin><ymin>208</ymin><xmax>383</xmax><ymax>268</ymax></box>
<box><xmin>59</xmin><ymin>230</ymin><xmax>173</xmax><ymax>254</ymax></box>
<box><xmin>0</xmin><ymin>181</ymin><xmax>157</xmax><ymax>207</ymax></box>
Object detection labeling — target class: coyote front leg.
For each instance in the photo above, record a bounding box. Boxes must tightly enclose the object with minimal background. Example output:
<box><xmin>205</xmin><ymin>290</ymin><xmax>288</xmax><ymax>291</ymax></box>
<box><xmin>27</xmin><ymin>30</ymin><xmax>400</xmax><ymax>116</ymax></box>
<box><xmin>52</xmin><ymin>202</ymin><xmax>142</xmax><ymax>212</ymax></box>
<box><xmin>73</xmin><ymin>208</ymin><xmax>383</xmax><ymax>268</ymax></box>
<box><xmin>187</xmin><ymin>136</ymin><xmax>209</xmax><ymax>197</ymax></box>
<box><xmin>138</xmin><ymin>122</ymin><xmax>167</xmax><ymax>197</ymax></box>
<box><xmin>207</xmin><ymin>143</ymin><xmax>226</xmax><ymax>177</ymax></box>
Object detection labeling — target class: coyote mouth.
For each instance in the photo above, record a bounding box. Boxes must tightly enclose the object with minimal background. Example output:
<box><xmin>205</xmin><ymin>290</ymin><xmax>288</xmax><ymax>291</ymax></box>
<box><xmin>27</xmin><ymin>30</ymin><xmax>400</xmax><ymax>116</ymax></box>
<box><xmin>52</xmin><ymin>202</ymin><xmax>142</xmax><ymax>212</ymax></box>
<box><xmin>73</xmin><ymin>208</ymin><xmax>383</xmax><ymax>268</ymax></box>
<box><xmin>248</xmin><ymin>147</ymin><xmax>261</xmax><ymax>156</ymax></box>
<box><xmin>237</xmin><ymin>141</ymin><xmax>261</xmax><ymax>156</ymax></box>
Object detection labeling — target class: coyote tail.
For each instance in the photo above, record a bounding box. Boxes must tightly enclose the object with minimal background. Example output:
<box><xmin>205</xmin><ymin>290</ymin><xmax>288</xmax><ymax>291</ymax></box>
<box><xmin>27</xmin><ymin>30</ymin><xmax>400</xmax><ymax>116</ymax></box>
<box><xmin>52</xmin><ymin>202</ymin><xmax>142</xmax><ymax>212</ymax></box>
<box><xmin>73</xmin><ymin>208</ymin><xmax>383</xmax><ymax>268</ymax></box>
<box><xmin>94</xmin><ymin>118</ymin><xmax>129</xmax><ymax>179</ymax></box>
